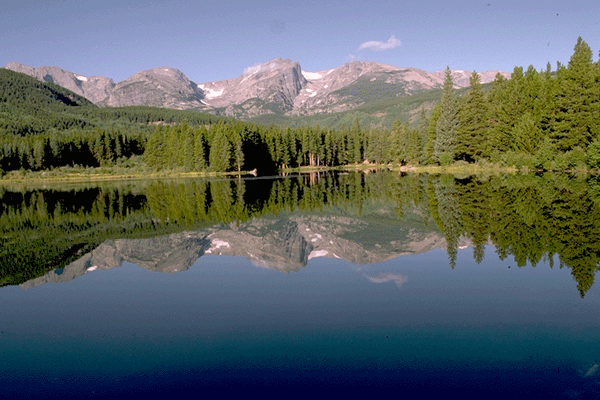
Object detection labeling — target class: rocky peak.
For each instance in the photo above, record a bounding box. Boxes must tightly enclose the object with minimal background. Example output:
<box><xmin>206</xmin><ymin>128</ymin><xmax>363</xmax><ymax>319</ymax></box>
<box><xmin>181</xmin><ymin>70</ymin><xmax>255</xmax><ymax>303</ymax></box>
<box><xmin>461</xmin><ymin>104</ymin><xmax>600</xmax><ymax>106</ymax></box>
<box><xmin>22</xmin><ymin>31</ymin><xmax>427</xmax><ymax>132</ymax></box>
<box><xmin>199</xmin><ymin>57</ymin><xmax>307</xmax><ymax>116</ymax></box>
<box><xmin>102</xmin><ymin>66</ymin><xmax>207</xmax><ymax>109</ymax></box>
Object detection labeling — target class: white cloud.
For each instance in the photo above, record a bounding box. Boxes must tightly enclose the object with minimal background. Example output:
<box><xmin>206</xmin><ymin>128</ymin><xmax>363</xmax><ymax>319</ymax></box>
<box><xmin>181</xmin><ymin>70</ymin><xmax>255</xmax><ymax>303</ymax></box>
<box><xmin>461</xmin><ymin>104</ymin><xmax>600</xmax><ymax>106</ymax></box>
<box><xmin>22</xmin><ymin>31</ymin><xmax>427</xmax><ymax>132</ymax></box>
<box><xmin>358</xmin><ymin>35</ymin><xmax>402</xmax><ymax>51</ymax></box>
<box><xmin>364</xmin><ymin>273</ymin><xmax>408</xmax><ymax>287</ymax></box>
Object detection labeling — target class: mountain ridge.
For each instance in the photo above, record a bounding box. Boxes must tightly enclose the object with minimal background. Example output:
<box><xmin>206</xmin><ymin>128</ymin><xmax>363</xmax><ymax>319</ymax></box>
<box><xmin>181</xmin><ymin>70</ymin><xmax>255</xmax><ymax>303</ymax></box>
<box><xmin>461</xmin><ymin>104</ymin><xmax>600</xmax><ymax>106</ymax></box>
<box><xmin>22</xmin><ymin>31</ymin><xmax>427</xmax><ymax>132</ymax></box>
<box><xmin>5</xmin><ymin>59</ymin><xmax>510</xmax><ymax>120</ymax></box>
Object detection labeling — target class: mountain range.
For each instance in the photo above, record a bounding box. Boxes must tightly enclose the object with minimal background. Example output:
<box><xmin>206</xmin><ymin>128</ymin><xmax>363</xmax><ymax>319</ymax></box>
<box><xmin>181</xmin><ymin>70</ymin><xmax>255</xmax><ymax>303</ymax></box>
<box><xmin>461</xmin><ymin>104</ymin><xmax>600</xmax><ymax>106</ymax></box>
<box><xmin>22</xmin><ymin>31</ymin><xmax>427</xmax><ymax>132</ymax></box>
<box><xmin>5</xmin><ymin>59</ymin><xmax>509</xmax><ymax>120</ymax></box>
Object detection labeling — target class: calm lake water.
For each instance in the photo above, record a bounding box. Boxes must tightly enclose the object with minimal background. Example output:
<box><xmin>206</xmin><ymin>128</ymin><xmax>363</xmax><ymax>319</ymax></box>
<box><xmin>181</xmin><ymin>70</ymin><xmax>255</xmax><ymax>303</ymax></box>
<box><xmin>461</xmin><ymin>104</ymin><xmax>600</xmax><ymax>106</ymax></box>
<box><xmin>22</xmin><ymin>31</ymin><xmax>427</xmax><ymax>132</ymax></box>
<box><xmin>1</xmin><ymin>171</ymin><xmax>599</xmax><ymax>398</ymax></box>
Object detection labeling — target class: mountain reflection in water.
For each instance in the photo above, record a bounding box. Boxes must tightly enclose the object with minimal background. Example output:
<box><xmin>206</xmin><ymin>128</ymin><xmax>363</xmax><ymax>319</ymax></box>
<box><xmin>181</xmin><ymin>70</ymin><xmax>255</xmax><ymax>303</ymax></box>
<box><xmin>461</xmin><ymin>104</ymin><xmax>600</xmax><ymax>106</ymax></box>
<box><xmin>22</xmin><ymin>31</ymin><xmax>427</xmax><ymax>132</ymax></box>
<box><xmin>1</xmin><ymin>171</ymin><xmax>600</xmax><ymax>398</ymax></box>
<box><xmin>1</xmin><ymin>171</ymin><xmax>599</xmax><ymax>296</ymax></box>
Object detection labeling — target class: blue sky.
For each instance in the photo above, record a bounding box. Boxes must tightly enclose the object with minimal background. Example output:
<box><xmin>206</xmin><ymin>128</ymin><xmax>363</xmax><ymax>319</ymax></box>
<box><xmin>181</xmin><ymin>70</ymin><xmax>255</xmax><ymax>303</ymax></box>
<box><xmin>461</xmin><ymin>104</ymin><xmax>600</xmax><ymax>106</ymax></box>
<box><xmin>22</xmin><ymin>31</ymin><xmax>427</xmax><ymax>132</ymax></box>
<box><xmin>2</xmin><ymin>0</ymin><xmax>599</xmax><ymax>83</ymax></box>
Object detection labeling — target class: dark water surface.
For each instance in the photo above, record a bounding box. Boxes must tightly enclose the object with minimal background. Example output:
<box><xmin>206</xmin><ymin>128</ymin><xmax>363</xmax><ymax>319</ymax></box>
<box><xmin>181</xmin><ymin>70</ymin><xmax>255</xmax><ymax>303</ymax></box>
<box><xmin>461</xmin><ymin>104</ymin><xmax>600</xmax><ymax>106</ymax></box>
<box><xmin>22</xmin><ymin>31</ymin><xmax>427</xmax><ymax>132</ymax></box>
<box><xmin>1</xmin><ymin>172</ymin><xmax>599</xmax><ymax>398</ymax></box>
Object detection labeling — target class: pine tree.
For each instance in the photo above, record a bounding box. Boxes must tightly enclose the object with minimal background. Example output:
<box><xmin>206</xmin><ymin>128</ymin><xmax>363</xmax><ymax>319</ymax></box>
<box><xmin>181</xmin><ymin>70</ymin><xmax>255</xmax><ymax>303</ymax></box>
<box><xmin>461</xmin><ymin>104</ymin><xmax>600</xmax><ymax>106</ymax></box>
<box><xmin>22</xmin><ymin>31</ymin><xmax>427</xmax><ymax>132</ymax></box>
<box><xmin>549</xmin><ymin>37</ymin><xmax>600</xmax><ymax>151</ymax></box>
<box><xmin>351</xmin><ymin>118</ymin><xmax>363</xmax><ymax>163</ymax></box>
<box><xmin>193</xmin><ymin>126</ymin><xmax>208</xmax><ymax>170</ymax></box>
<box><xmin>388</xmin><ymin>119</ymin><xmax>404</xmax><ymax>163</ymax></box>
<box><xmin>488</xmin><ymin>68</ymin><xmax>523</xmax><ymax>154</ymax></box>
<box><xmin>417</xmin><ymin>109</ymin><xmax>429</xmax><ymax>164</ymax></box>
<box><xmin>434</xmin><ymin>67</ymin><xmax>459</xmax><ymax>164</ymax></box>
<box><xmin>424</xmin><ymin>104</ymin><xmax>441</xmax><ymax>164</ymax></box>
<box><xmin>209</xmin><ymin>124</ymin><xmax>232</xmax><ymax>172</ymax></box>
<box><xmin>455</xmin><ymin>71</ymin><xmax>488</xmax><ymax>161</ymax></box>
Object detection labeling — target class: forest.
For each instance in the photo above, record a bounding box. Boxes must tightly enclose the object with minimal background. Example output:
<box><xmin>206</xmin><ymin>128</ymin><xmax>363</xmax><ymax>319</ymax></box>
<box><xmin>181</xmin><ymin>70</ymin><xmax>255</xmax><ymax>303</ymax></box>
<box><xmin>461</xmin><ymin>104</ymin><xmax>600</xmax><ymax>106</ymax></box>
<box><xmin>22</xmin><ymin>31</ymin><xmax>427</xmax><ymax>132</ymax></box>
<box><xmin>1</xmin><ymin>36</ymin><xmax>600</xmax><ymax>174</ymax></box>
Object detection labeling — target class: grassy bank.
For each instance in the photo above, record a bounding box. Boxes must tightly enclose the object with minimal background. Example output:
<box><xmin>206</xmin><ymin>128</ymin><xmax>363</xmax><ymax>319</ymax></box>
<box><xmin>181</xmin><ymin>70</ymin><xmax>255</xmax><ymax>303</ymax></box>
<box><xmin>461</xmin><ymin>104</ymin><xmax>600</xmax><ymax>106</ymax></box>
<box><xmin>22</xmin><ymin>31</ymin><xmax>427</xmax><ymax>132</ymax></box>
<box><xmin>0</xmin><ymin>164</ymin><xmax>258</xmax><ymax>185</ymax></box>
<box><xmin>1</xmin><ymin>160</ymin><xmax>593</xmax><ymax>187</ymax></box>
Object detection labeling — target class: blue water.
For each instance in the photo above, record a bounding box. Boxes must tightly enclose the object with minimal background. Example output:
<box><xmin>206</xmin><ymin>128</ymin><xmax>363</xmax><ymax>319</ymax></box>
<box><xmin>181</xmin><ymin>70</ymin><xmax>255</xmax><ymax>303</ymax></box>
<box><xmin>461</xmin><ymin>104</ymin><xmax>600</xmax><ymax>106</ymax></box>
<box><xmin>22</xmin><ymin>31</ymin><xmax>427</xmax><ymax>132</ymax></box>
<box><xmin>1</xmin><ymin>247</ymin><xmax>599</xmax><ymax>398</ymax></box>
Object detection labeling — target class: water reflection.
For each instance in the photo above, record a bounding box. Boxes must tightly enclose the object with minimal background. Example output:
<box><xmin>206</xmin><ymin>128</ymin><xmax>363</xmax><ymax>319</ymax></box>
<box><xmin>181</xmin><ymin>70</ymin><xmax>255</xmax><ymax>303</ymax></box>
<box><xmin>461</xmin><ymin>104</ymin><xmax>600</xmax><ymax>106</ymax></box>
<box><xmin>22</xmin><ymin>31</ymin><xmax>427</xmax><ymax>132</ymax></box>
<box><xmin>1</xmin><ymin>172</ymin><xmax>600</xmax><ymax>397</ymax></box>
<box><xmin>1</xmin><ymin>171</ymin><xmax>600</xmax><ymax>296</ymax></box>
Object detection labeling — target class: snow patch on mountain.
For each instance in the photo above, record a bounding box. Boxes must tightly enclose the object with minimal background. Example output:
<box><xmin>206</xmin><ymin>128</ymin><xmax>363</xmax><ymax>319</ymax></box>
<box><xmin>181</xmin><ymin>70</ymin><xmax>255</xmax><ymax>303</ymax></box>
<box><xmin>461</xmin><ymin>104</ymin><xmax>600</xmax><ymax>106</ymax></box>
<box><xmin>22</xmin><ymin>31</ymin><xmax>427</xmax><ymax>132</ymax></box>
<box><xmin>302</xmin><ymin>71</ymin><xmax>323</xmax><ymax>80</ymax></box>
<box><xmin>309</xmin><ymin>249</ymin><xmax>330</xmax><ymax>259</ymax></box>
<box><xmin>198</xmin><ymin>84</ymin><xmax>224</xmax><ymax>99</ymax></box>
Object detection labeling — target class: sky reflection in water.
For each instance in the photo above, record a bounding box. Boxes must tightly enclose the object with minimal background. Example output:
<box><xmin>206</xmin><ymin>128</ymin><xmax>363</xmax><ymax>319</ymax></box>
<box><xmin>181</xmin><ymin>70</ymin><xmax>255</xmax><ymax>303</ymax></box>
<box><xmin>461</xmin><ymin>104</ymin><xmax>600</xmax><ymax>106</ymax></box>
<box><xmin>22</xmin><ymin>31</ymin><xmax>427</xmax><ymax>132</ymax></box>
<box><xmin>1</xmin><ymin>244</ymin><xmax>599</xmax><ymax>398</ymax></box>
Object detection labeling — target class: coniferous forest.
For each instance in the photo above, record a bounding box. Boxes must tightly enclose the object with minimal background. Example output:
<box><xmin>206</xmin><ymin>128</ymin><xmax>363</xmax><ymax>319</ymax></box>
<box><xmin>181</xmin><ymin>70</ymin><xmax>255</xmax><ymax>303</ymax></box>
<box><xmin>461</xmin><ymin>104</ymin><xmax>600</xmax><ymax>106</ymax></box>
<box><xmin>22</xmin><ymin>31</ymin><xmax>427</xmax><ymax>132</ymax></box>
<box><xmin>1</xmin><ymin>37</ymin><xmax>600</xmax><ymax>174</ymax></box>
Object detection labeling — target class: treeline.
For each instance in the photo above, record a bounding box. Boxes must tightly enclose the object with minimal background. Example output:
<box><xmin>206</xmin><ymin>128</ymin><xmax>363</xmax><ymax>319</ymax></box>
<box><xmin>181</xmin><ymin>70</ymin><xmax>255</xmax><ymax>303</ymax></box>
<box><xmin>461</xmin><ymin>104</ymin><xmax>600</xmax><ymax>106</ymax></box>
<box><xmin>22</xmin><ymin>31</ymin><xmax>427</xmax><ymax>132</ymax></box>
<box><xmin>0</xmin><ymin>129</ymin><xmax>146</xmax><ymax>171</ymax></box>
<box><xmin>419</xmin><ymin>36</ymin><xmax>600</xmax><ymax>169</ymax></box>
<box><xmin>143</xmin><ymin>118</ymin><xmax>384</xmax><ymax>173</ymax></box>
<box><xmin>0</xmin><ymin>68</ymin><xmax>229</xmax><ymax>171</ymax></box>
<box><xmin>97</xmin><ymin>37</ymin><xmax>600</xmax><ymax>172</ymax></box>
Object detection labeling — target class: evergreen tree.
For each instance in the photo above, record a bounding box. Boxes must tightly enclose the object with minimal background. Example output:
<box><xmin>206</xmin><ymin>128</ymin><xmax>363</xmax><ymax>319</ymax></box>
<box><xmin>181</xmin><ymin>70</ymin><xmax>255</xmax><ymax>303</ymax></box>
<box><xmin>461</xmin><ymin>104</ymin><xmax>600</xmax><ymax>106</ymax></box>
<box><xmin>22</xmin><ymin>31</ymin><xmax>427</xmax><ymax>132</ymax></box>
<box><xmin>417</xmin><ymin>109</ymin><xmax>429</xmax><ymax>164</ymax></box>
<box><xmin>549</xmin><ymin>37</ymin><xmax>600</xmax><ymax>151</ymax></box>
<box><xmin>209</xmin><ymin>124</ymin><xmax>232</xmax><ymax>172</ymax></box>
<box><xmin>388</xmin><ymin>119</ymin><xmax>404</xmax><ymax>163</ymax></box>
<box><xmin>350</xmin><ymin>118</ymin><xmax>363</xmax><ymax>163</ymax></box>
<box><xmin>424</xmin><ymin>104</ymin><xmax>441</xmax><ymax>164</ymax></box>
<box><xmin>434</xmin><ymin>67</ymin><xmax>459</xmax><ymax>164</ymax></box>
<box><xmin>455</xmin><ymin>71</ymin><xmax>488</xmax><ymax>161</ymax></box>
<box><xmin>193</xmin><ymin>126</ymin><xmax>208</xmax><ymax>170</ymax></box>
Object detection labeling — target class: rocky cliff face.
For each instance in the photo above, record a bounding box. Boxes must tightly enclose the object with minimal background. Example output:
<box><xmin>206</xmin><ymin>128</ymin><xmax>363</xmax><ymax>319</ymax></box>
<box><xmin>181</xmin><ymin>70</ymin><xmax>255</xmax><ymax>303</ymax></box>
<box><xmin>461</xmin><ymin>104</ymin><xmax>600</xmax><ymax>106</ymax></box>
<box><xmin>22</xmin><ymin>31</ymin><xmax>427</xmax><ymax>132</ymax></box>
<box><xmin>5</xmin><ymin>59</ymin><xmax>510</xmax><ymax>119</ymax></box>
<box><xmin>292</xmin><ymin>61</ymin><xmax>447</xmax><ymax>115</ymax></box>
<box><xmin>6</xmin><ymin>62</ymin><xmax>115</xmax><ymax>103</ymax></box>
<box><xmin>101</xmin><ymin>67</ymin><xmax>208</xmax><ymax>110</ymax></box>
<box><xmin>199</xmin><ymin>58</ymin><xmax>307</xmax><ymax>116</ymax></box>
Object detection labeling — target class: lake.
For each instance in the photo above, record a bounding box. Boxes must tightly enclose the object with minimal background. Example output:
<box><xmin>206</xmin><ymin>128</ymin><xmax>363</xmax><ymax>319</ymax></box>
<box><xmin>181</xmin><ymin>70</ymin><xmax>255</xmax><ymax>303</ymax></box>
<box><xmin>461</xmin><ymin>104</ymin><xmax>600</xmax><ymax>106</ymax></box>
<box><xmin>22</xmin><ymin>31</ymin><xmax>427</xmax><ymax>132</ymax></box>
<box><xmin>1</xmin><ymin>171</ymin><xmax>599</xmax><ymax>398</ymax></box>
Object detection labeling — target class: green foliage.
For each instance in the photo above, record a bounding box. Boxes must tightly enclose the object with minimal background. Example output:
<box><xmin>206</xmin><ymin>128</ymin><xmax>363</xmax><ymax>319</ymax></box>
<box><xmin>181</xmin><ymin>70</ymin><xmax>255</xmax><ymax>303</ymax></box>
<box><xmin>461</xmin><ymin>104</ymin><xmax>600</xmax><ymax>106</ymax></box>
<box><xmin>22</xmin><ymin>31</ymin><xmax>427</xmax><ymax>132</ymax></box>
<box><xmin>455</xmin><ymin>71</ymin><xmax>488</xmax><ymax>161</ymax></box>
<box><xmin>548</xmin><ymin>37</ymin><xmax>600</xmax><ymax>151</ymax></box>
<box><xmin>500</xmin><ymin>151</ymin><xmax>537</xmax><ymax>169</ymax></box>
<box><xmin>511</xmin><ymin>112</ymin><xmax>542</xmax><ymax>154</ymax></box>
<box><xmin>209</xmin><ymin>124</ymin><xmax>233</xmax><ymax>172</ymax></box>
<box><xmin>587</xmin><ymin>140</ymin><xmax>600</xmax><ymax>169</ymax></box>
<box><xmin>433</xmin><ymin>67</ymin><xmax>459</xmax><ymax>163</ymax></box>
<box><xmin>534</xmin><ymin>137</ymin><xmax>555</xmax><ymax>170</ymax></box>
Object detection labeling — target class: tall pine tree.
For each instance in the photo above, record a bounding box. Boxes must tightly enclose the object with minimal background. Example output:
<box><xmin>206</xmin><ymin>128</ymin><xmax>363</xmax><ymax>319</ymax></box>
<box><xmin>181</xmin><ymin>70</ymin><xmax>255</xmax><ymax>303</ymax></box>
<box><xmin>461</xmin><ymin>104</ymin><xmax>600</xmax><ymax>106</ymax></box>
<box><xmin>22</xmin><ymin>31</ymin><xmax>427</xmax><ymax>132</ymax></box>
<box><xmin>549</xmin><ymin>37</ymin><xmax>600</xmax><ymax>151</ymax></box>
<box><xmin>434</xmin><ymin>67</ymin><xmax>459</xmax><ymax>164</ymax></box>
<box><xmin>455</xmin><ymin>71</ymin><xmax>488</xmax><ymax>161</ymax></box>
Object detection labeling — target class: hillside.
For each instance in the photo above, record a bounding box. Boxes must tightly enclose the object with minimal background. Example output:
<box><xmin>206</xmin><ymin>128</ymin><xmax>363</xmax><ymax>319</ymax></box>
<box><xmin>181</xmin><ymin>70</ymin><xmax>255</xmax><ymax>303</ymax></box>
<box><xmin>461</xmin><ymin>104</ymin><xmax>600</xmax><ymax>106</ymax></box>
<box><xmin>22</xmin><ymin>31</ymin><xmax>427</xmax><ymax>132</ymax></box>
<box><xmin>0</xmin><ymin>68</ymin><xmax>227</xmax><ymax>136</ymax></box>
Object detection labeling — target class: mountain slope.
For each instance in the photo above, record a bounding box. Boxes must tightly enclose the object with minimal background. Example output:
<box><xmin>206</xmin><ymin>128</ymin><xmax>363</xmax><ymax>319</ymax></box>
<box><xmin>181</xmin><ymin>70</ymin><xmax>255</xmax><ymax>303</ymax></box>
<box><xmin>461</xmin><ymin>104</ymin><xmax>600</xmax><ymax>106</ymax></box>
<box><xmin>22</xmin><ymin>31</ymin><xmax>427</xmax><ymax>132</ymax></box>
<box><xmin>6</xmin><ymin>62</ymin><xmax>115</xmax><ymax>104</ymax></box>
<box><xmin>0</xmin><ymin>68</ymin><xmax>97</xmax><ymax>135</ymax></box>
<box><xmin>5</xmin><ymin>59</ymin><xmax>510</xmax><ymax>125</ymax></box>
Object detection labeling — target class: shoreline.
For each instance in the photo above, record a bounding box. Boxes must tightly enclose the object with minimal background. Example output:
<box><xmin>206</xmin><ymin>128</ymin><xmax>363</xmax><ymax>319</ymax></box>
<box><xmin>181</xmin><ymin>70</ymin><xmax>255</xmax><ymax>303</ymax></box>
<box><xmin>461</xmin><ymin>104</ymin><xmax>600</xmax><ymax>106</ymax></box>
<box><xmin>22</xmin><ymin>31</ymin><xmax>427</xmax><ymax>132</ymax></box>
<box><xmin>0</xmin><ymin>162</ymin><xmax>593</xmax><ymax>186</ymax></box>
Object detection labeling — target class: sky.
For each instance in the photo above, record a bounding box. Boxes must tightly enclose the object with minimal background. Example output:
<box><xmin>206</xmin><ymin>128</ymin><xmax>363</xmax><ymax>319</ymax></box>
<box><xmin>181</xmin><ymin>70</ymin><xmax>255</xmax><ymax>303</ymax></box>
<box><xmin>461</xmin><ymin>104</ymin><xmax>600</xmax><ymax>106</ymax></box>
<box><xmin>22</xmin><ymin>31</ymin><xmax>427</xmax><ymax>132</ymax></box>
<box><xmin>2</xmin><ymin>0</ymin><xmax>600</xmax><ymax>84</ymax></box>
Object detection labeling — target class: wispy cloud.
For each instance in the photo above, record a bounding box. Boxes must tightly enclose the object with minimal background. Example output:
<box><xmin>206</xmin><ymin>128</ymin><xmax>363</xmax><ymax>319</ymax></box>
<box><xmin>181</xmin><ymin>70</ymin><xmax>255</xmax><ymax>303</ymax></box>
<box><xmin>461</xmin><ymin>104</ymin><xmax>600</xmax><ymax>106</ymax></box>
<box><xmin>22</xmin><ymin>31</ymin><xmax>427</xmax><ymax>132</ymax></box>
<box><xmin>358</xmin><ymin>35</ymin><xmax>401</xmax><ymax>51</ymax></box>
<box><xmin>364</xmin><ymin>273</ymin><xmax>408</xmax><ymax>287</ymax></box>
